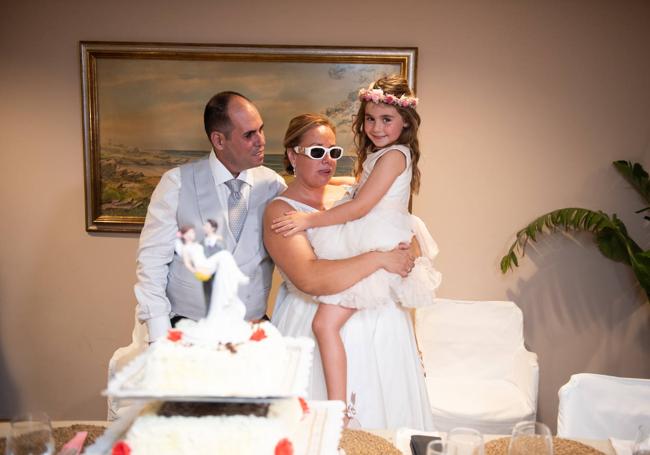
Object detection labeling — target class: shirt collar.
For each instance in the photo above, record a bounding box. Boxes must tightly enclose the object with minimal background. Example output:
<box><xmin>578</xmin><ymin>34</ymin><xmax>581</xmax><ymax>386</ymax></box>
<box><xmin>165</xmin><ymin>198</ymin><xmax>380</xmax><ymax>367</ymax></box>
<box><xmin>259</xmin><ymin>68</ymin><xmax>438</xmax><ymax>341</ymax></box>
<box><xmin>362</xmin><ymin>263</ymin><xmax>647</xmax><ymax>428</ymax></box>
<box><xmin>209</xmin><ymin>151</ymin><xmax>254</xmax><ymax>187</ymax></box>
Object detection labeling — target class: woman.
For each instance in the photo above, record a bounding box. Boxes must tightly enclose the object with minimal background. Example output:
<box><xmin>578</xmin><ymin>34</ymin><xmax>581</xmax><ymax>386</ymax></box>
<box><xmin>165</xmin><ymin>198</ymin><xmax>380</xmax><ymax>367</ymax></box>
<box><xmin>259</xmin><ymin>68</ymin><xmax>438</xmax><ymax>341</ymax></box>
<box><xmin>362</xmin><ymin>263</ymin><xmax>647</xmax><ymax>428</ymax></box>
<box><xmin>263</xmin><ymin>114</ymin><xmax>434</xmax><ymax>431</ymax></box>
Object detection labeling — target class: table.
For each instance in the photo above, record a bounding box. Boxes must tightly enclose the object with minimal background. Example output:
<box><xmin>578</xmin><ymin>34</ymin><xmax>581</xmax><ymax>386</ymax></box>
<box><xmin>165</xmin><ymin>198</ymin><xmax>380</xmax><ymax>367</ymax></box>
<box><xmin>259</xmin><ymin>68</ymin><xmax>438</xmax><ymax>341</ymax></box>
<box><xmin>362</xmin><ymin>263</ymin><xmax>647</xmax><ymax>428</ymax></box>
<box><xmin>372</xmin><ymin>428</ymin><xmax>616</xmax><ymax>455</ymax></box>
<box><xmin>0</xmin><ymin>421</ymin><xmax>108</xmax><ymax>437</ymax></box>
<box><xmin>1</xmin><ymin>421</ymin><xmax>616</xmax><ymax>454</ymax></box>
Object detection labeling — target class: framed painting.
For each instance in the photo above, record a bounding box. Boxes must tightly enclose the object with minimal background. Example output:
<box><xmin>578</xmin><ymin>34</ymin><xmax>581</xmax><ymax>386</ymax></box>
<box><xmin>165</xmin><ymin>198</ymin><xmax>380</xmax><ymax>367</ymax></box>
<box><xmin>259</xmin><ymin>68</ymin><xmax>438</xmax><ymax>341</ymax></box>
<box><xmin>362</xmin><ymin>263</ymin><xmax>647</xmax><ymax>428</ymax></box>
<box><xmin>80</xmin><ymin>42</ymin><xmax>417</xmax><ymax>233</ymax></box>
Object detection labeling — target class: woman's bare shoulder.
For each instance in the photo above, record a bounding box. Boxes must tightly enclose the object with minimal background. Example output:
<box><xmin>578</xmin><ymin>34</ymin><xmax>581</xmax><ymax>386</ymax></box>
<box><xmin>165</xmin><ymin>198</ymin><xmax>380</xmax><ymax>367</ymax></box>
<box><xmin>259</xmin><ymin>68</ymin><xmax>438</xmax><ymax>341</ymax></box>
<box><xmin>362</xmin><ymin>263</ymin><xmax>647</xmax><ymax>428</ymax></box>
<box><xmin>264</xmin><ymin>197</ymin><xmax>293</xmax><ymax>220</ymax></box>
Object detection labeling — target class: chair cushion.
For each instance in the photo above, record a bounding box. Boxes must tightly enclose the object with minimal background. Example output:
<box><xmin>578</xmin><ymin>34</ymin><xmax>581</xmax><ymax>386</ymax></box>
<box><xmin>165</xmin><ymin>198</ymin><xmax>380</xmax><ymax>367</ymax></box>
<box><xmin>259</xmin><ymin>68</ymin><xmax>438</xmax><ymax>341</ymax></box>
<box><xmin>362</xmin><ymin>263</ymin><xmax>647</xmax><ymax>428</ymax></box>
<box><xmin>427</xmin><ymin>378</ymin><xmax>535</xmax><ymax>422</ymax></box>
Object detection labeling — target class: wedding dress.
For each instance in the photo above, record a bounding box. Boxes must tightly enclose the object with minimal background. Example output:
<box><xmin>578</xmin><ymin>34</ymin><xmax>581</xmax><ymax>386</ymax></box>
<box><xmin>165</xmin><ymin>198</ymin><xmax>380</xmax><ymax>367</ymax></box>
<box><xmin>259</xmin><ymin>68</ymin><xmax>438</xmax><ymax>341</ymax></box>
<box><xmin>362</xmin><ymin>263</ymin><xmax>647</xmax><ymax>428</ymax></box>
<box><xmin>271</xmin><ymin>196</ymin><xmax>435</xmax><ymax>431</ymax></box>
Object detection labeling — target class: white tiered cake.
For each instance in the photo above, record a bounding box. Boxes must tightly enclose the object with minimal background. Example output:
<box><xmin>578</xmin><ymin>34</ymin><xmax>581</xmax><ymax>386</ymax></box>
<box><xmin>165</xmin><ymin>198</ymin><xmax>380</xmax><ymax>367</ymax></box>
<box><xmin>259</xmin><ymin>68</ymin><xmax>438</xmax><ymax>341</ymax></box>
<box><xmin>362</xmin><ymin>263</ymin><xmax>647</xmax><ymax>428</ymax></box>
<box><xmin>87</xmin><ymin>251</ymin><xmax>343</xmax><ymax>455</ymax></box>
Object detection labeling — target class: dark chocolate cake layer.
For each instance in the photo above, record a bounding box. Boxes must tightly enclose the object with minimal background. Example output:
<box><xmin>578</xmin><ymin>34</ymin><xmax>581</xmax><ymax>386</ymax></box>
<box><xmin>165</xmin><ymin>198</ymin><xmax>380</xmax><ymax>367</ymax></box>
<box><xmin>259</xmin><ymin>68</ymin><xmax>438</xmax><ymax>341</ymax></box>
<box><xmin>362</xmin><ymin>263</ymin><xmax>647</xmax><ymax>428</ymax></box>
<box><xmin>157</xmin><ymin>401</ymin><xmax>270</xmax><ymax>417</ymax></box>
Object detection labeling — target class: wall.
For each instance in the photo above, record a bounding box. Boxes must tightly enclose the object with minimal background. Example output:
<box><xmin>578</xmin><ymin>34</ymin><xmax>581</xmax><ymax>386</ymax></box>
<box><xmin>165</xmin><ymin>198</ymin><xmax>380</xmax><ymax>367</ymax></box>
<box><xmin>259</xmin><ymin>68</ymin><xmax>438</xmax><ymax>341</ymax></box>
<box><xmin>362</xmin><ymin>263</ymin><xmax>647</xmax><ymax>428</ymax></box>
<box><xmin>1</xmin><ymin>0</ymin><xmax>649</xmax><ymax>430</ymax></box>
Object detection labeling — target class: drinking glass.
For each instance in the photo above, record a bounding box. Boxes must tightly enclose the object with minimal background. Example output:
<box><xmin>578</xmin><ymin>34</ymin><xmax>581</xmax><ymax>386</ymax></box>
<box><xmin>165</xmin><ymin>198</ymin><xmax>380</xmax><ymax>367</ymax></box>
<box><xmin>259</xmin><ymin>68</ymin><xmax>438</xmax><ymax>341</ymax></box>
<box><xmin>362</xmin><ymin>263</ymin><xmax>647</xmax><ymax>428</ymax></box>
<box><xmin>508</xmin><ymin>421</ymin><xmax>553</xmax><ymax>455</ymax></box>
<box><xmin>633</xmin><ymin>424</ymin><xmax>650</xmax><ymax>455</ymax></box>
<box><xmin>4</xmin><ymin>411</ymin><xmax>55</xmax><ymax>455</ymax></box>
<box><xmin>447</xmin><ymin>427</ymin><xmax>484</xmax><ymax>455</ymax></box>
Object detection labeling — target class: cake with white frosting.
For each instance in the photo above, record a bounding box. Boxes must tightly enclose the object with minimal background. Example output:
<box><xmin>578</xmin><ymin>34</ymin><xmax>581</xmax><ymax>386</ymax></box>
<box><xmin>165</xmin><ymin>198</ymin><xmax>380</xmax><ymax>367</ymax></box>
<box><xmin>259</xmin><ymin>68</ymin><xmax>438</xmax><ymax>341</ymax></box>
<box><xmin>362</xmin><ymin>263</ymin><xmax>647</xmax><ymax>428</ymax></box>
<box><xmin>138</xmin><ymin>320</ymin><xmax>311</xmax><ymax>397</ymax></box>
<box><xmin>105</xmin><ymin>251</ymin><xmax>313</xmax><ymax>399</ymax></box>
<box><xmin>110</xmin><ymin>398</ymin><xmax>308</xmax><ymax>455</ymax></box>
<box><xmin>90</xmin><ymin>251</ymin><xmax>342</xmax><ymax>455</ymax></box>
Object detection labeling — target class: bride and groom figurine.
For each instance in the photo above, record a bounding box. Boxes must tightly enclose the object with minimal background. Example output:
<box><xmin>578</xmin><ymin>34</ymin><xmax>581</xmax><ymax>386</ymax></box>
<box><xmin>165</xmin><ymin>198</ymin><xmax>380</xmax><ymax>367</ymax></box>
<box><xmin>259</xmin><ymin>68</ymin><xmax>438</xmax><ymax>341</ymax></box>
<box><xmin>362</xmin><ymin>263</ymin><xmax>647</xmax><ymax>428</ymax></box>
<box><xmin>174</xmin><ymin>221</ymin><xmax>251</xmax><ymax>343</ymax></box>
<box><xmin>175</xmin><ymin>219</ymin><xmax>225</xmax><ymax>281</ymax></box>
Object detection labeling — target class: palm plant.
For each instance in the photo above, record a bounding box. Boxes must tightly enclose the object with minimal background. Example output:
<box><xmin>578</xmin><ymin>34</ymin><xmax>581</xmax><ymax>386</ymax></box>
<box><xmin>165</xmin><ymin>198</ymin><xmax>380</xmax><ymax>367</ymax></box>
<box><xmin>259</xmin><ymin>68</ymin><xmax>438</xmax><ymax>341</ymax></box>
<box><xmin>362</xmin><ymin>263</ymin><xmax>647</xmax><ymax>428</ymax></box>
<box><xmin>500</xmin><ymin>160</ymin><xmax>650</xmax><ymax>301</ymax></box>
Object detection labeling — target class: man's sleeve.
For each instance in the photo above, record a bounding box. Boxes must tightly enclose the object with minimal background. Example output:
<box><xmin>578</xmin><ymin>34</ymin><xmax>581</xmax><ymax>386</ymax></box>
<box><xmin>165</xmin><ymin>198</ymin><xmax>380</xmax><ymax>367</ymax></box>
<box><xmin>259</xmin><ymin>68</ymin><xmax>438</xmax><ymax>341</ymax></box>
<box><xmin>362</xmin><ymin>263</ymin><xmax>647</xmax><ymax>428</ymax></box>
<box><xmin>134</xmin><ymin>168</ymin><xmax>181</xmax><ymax>342</ymax></box>
<box><xmin>274</xmin><ymin>172</ymin><xmax>288</xmax><ymax>195</ymax></box>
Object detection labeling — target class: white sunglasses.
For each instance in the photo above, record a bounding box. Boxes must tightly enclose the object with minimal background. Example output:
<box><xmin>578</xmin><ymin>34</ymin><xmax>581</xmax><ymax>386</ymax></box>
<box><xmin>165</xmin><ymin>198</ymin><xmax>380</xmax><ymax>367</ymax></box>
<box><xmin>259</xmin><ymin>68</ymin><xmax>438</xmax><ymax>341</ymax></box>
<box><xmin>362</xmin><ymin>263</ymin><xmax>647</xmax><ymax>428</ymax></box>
<box><xmin>293</xmin><ymin>145</ymin><xmax>344</xmax><ymax>160</ymax></box>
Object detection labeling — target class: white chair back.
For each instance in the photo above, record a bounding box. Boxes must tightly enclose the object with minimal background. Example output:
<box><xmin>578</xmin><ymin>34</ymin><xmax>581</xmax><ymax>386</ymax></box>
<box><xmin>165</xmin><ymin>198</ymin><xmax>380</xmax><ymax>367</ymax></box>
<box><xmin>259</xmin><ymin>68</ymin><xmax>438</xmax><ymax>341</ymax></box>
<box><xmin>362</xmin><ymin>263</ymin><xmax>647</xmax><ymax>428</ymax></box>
<box><xmin>416</xmin><ymin>298</ymin><xmax>524</xmax><ymax>380</ymax></box>
<box><xmin>415</xmin><ymin>298</ymin><xmax>538</xmax><ymax>434</ymax></box>
<box><xmin>557</xmin><ymin>373</ymin><xmax>650</xmax><ymax>440</ymax></box>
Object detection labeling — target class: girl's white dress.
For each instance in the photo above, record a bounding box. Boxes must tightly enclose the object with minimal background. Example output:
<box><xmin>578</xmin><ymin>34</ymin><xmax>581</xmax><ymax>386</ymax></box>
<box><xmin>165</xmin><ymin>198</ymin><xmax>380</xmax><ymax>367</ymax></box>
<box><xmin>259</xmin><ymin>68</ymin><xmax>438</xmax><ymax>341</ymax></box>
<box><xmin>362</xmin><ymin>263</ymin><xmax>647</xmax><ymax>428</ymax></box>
<box><xmin>310</xmin><ymin>144</ymin><xmax>441</xmax><ymax>309</ymax></box>
<box><xmin>271</xmin><ymin>196</ymin><xmax>435</xmax><ymax>431</ymax></box>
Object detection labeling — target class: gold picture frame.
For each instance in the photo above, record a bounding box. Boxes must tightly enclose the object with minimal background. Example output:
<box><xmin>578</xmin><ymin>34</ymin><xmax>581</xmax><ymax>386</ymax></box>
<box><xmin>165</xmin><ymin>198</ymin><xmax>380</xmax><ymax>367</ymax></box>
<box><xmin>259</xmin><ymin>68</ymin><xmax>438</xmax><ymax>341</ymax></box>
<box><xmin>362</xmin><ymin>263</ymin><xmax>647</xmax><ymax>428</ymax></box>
<box><xmin>80</xmin><ymin>41</ymin><xmax>417</xmax><ymax>233</ymax></box>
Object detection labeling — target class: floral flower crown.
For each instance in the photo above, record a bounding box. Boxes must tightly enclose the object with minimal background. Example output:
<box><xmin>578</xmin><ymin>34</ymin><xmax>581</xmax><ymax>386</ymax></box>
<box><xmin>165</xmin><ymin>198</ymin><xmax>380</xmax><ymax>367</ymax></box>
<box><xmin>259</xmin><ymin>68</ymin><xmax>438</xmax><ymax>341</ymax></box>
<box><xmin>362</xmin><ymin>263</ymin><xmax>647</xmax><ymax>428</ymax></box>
<box><xmin>358</xmin><ymin>87</ymin><xmax>419</xmax><ymax>109</ymax></box>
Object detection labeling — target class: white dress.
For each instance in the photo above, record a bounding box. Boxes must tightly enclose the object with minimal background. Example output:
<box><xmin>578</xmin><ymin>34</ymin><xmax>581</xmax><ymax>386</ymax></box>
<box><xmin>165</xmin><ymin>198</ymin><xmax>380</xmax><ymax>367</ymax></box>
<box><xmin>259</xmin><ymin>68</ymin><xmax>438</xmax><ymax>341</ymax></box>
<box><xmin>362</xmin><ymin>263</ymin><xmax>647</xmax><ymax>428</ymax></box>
<box><xmin>177</xmin><ymin>242</ymin><xmax>221</xmax><ymax>272</ymax></box>
<box><xmin>310</xmin><ymin>144</ymin><xmax>442</xmax><ymax>309</ymax></box>
<box><xmin>271</xmin><ymin>196</ymin><xmax>435</xmax><ymax>431</ymax></box>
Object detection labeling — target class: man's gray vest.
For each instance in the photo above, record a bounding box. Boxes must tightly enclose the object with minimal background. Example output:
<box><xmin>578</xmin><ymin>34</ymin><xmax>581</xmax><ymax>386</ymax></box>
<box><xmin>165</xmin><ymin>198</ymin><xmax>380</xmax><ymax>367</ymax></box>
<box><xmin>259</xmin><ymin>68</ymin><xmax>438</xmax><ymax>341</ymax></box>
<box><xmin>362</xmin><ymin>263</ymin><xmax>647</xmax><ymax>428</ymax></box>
<box><xmin>166</xmin><ymin>158</ymin><xmax>277</xmax><ymax>321</ymax></box>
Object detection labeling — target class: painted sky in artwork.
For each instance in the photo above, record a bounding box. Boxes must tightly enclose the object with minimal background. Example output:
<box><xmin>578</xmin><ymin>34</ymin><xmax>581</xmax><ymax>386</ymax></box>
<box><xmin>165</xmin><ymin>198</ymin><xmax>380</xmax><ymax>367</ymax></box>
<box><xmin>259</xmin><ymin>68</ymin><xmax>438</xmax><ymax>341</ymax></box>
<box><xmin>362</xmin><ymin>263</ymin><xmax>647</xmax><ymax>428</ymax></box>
<box><xmin>97</xmin><ymin>58</ymin><xmax>399</xmax><ymax>155</ymax></box>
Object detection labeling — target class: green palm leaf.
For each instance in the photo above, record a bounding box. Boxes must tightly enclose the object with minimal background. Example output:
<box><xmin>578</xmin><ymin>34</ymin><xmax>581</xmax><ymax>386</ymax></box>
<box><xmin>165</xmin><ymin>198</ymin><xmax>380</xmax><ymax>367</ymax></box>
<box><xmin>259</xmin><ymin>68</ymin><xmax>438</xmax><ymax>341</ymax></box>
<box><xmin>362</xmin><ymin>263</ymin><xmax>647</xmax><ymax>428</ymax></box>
<box><xmin>500</xmin><ymin>208</ymin><xmax>649</xmax><ymax>300</ymax></box>
<box><xmin>500</xmin><ymin>161</ymin><xmax>650</xmax><ymax>302</ymax></box>
<box><xmin>500</xmin><ymin>208</ymin><xmax>614</xmax><ymax>274</ymax></box>
<box><xmin>613</xmin><ymin>160</ymin><xmax>650</xmax><ymax>204</ymax></box>
<box><xmin>629</xmin><ymin>251</ymin><xmax>650</xmax><ymax>298</ymax></box>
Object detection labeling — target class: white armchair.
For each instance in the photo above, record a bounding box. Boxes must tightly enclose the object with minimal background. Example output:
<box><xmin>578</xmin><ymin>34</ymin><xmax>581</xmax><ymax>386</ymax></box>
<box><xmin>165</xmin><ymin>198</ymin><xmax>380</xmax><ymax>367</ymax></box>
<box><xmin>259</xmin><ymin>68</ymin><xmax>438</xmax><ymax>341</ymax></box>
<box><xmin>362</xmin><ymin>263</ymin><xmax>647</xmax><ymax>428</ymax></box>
<box><xmin>415</xmin><ymin>298</ymin><xmax>539</xmax><ymax>434</ymax></box>
<box><xmin>557</xmin><ymin>373</ymin><xmax>650</xmax><ymax>440</ymax></box>
<box><xmin>106</xmin><ymin>308</ymin><xmax>148</xmax><ymax>421</ymax></box>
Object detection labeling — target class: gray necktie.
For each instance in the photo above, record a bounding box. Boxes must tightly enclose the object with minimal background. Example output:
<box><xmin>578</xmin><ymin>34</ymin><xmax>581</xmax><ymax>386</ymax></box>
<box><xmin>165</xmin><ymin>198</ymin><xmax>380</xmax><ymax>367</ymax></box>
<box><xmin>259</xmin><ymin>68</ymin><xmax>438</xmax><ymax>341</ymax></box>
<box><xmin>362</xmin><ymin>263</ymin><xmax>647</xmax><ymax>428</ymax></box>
<box><xmin>225</xmin><ymin>179</ymin><xmax>247</xmax><ymax>242</ymax></box>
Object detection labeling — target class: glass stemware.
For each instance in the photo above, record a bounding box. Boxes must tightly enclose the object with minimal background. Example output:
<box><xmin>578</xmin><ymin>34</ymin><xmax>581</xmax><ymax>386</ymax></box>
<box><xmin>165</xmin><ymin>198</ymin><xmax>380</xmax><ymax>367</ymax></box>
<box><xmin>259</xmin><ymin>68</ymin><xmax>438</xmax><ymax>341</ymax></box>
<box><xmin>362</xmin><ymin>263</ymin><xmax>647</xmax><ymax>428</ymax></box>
<box><xmin>633</xmin><ymin>424</ymin><xmax>650</xmax><ymax>455</ymax></box>
<box><xmin>508</xmin><ymin>421</ymin><xmax>553</xmax><ymax>455</ymax></box>
<box><xmin>446</xmin><ymin>427</ymin><xmax>484</xmax><ymax>455</ymax></box>
<box><xmin>4</xmin><ymin>411</ymin><xmax>55</xmax><ymax>455</ymax></box>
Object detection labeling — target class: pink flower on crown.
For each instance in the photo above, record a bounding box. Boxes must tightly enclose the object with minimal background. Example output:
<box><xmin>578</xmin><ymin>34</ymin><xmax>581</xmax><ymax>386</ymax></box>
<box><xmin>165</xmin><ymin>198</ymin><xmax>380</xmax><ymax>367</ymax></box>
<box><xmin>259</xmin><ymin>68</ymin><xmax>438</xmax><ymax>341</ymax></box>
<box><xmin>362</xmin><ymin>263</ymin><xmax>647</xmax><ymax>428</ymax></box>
<box><xmin>399</xmin><ymin>95</ymin><xmax>418</xmax><ymax>108</ymax></box>
<box><xmin>369</xmin><ymin>89</ymin><xmax>383</xmax><ymax>103</ymax></box>
<box><xmin>358</xmin><ymin>87</ymin><xmax>418</xmax><ymax>109</ymax></box>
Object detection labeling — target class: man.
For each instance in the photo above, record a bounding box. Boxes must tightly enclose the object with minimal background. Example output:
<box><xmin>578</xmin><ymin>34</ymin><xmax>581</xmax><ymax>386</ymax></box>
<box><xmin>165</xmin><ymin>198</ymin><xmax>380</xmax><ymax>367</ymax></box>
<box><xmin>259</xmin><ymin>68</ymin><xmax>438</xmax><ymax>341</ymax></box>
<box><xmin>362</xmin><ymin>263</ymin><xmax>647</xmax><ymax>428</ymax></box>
<box><xmin>134</xmin><ymin>92</ymin><xmax>286</xmax><ymax>342</ymax></box>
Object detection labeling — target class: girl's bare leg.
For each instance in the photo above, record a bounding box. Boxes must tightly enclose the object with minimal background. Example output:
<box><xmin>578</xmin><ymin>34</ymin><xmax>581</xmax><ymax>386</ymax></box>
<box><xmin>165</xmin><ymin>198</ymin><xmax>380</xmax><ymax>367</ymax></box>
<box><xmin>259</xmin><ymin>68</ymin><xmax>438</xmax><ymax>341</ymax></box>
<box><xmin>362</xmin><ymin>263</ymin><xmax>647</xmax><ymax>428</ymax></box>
<box><xmin>312</xmin><ymin>303</ymin><xmax>356</xmax><ymax>404</ymax></box>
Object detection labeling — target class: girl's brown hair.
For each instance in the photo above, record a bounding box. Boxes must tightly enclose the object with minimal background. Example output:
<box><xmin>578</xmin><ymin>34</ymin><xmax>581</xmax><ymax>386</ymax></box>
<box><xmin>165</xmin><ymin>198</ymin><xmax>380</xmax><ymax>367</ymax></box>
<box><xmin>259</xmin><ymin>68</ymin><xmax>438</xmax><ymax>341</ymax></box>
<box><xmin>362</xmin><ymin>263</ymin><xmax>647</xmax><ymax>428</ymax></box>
<box><xmin>351</xmin><ymin>75</ymin><xmax>421</xmax><ymax>194</ymax></box>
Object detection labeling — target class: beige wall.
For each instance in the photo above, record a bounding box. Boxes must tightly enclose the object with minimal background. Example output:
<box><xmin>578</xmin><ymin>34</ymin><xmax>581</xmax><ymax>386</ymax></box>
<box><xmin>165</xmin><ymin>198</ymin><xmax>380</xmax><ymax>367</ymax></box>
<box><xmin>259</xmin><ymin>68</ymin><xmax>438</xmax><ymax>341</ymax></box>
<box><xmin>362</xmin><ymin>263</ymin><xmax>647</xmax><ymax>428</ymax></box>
<box><xmin>1</xmin><ymin>0</ymin><xmax>649</xmax><ymax>431</ymax></box>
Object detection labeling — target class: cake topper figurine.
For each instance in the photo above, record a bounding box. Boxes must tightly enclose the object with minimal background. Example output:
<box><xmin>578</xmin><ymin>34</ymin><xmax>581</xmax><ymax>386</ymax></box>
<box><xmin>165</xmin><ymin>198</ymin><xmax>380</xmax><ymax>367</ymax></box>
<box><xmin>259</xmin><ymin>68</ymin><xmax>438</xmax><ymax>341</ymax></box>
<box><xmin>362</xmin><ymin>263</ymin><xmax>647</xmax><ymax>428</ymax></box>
<box><xmin>176</xmin><ymin>225</ymin><xmax>224</xmax><ymax>281</ymax></box>
<box><xmin>174</xmin><ymin>225</ymin><xmax>251</xmax><ymax>345</ymax></box>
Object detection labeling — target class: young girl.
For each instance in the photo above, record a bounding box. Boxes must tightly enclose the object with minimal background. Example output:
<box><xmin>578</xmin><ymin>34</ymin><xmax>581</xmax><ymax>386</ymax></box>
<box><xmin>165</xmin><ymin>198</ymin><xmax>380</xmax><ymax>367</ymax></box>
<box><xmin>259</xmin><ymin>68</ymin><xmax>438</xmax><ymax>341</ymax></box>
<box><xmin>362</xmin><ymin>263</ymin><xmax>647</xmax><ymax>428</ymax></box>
<box><xmin>271</xmin><ymin>75</ymin><xmax>441</xmax><ymax>421</ymax></box>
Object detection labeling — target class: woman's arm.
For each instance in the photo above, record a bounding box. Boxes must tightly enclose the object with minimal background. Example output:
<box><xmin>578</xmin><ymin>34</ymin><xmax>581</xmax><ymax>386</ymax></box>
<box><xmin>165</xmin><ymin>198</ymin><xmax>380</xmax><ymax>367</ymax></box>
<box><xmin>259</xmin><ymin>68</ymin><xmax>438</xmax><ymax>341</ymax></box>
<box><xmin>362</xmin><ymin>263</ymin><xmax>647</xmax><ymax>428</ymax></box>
<box><xmin>272</xmin><ymin>150</ymin><xmax>406</xmax><ymax>235</ymax></box>
<box><xmin>264</xmin><ymin>199</ymin><xmax>414</xmax><ymax>296</ymax></box>
<box><xmin>328</xmin><ymin>175</ymin><xmax>357</xmax><ymax>186</ymax></box>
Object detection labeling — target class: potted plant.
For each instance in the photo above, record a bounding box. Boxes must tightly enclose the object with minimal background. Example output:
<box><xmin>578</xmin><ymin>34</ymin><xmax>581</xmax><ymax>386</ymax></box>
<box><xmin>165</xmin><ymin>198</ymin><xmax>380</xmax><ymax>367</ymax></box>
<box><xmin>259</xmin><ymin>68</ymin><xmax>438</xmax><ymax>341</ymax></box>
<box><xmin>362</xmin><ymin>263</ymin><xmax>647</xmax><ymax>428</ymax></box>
<box><xmin>500</xmin><ymin>160</ymin><xmax>650</xmax><ymax>300</ymax></box>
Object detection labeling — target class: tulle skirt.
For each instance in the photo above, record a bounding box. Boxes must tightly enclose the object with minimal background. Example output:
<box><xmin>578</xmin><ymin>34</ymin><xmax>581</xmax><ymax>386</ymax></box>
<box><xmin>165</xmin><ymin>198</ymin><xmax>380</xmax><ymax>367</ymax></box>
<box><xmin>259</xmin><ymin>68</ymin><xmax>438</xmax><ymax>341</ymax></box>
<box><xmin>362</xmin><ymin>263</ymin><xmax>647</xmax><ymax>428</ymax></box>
<box><xmin>309</xmin><ymin>210</ymin><xmax>442</xmax><ymax>309</ymax></box>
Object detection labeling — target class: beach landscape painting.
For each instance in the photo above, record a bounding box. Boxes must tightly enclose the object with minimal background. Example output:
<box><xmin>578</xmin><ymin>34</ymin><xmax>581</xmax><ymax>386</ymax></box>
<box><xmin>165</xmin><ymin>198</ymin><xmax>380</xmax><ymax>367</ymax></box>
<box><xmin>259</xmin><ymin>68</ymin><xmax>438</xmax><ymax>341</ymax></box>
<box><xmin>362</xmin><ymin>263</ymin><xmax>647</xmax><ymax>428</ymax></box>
<box><xmin>81</xmin><ymin>42</ymin><xmax>417</xmax><ymax>232</ymax></box>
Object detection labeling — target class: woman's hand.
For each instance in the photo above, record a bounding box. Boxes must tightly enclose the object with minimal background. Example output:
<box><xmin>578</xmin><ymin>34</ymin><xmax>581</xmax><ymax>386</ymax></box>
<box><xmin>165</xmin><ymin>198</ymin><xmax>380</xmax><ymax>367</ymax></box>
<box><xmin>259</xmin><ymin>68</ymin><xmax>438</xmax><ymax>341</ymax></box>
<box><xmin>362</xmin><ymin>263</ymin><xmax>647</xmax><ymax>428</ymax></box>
<box><xmin>378</xmin><ymin>243</ymin><xmax>415</xmax><ymax>277</ymax></box>
<box><xmin>271</xmin><ymin>210</ymin><xmax>313</xmax><ymax>236</ymax></box>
